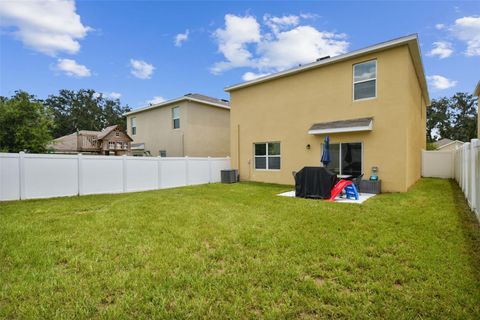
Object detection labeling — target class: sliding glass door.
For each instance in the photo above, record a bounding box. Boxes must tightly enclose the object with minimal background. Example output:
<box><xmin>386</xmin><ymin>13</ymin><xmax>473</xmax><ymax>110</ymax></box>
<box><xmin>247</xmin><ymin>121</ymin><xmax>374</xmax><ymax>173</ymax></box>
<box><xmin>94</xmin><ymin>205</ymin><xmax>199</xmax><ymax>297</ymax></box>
<box><xmin>325</xmin><ymin>142</ymin><xmax>362</xmax><ymax>176</ymax></box>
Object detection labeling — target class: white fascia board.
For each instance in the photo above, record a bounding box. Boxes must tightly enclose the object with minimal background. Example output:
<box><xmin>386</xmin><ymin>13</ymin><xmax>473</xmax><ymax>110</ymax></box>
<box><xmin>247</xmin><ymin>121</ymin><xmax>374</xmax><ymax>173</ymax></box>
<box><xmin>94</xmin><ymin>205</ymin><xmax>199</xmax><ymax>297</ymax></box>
<box><xmin>474</xmin><ymin>81</ymin><xmax>480</xmax><ymax>96</ymax></box>
<box><xmin>308</xmin><ymin>122</ymin><xmax>373</xmax><ymax>135</ymax></box>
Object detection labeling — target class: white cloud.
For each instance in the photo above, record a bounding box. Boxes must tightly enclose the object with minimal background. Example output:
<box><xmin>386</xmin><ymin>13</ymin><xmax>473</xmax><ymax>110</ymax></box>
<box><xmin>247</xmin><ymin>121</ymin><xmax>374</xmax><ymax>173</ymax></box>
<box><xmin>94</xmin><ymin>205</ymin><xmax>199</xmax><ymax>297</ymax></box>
<box><xmin>130</xmin><ymin>59</ymin><xmax>155</xmax><ymax>79</ymax></box>
<box><xmin>56</xmin><ymin>58</ymin><xmax>91</xmax><ymax>77</ymax></box>
<box><xmin>257</xmin><ymin>26</ymin><xmax>348</xmax><ymax>71</ymax></box>
<box><xmin>211</xmin><ymin>14</ymin><xmax>261</xmax><ymax>74</ymax></box>
<box><xmin>104</xmin><ymin>92</ymin><xmax>122</xmax><ymax>99</ymax></box>
<box><xmin>427</xmin><ymin>41</ymin><xmax>453</xmax><ymax>59</ymax></box>
<box><xmin>211</xmin><ymin>14</ymin><xmax>348</xmax><ymax>76</ymax></box>
<box><xmin>242</xmin><ymin>71</ymin><xmax>270</xmax><ymax>81</ymax></box>
<box><xmin>147</xmin><ymin>96</ymin><xmax>166</xmax><ymax>105</ymax></box>
<box><xmin>427</xmin><ymin>75</ymin><xmax>458</xmax><ymax>90</ymax></box>
<box><xmin>0</xmin><ymin>0</ymin><xmax>91</xmax><ymax>56</ymax></box>
<box><xmin>174</xmin><ymin>29</ymin><xmax>189</xmax><ymax>47</ymax></box>
<box><xmin>450</xmin><ymin>16</ymin><xmax>480</xmax><ymax>56</ymax></box>
<box><xmin>263</xmin><ymin>14</ymin><xmax>299</xmax><ymax>34</ymax></box>
<box><xmin>435</xmin><ymin>23</ymin><xmax>445</xmax><ymax>30</ymax></box>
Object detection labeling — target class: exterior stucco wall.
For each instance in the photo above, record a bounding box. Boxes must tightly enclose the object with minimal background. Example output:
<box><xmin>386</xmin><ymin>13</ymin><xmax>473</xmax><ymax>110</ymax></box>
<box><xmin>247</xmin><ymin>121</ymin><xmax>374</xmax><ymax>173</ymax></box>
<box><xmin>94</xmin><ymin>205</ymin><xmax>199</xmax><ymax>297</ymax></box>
<box><xmin>229</xmin><ymin>45</ymin><xmax>425</xmax><ymax>192</ymax></box>
<box><xmin>126</xmin><ymin>101</ymin><xmax>230</xmax><ymax>157</ymax></box>
<box><xmin>184</xmin><ymin>101</ymin><xmax>230</xmax><ymax>157</ymax></box>
<box><xmin>127</xmin><ymin>101</ymin><xmax>187</xmax><ymax>157</ymax></box>
<box><xmin>405</xmin><ymin>50</ymin><xmax>428</xmax><ymax>190</ymax></box>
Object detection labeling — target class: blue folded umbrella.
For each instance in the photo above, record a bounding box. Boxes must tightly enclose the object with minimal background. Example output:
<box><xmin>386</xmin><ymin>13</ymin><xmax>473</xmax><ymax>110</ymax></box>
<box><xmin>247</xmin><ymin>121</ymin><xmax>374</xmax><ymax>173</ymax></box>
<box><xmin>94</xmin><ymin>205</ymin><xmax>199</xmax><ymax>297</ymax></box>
<box><xmin>321</xmin><ymin>136</ymin><xmax>331</xmax><ymax>167</ymax></box>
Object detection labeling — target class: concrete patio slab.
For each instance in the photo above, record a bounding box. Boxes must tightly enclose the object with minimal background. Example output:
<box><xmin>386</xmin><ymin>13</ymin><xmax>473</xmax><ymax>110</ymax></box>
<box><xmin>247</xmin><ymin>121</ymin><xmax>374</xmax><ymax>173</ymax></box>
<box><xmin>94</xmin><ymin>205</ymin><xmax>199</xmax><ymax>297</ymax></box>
<box><xmin>277</xmin><ymin>191</ymin><xmax>376</xmax><ymax>204</ymax></box>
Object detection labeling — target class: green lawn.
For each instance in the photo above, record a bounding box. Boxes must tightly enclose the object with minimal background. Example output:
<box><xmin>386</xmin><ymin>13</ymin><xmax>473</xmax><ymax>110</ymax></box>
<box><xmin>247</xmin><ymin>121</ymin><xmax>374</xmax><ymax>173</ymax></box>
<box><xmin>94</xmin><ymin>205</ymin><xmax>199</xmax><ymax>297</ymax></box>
<box><xmin>1</xmin><ymin>179</ymin><xmax>479</xmax><ymax>319</ymax></box>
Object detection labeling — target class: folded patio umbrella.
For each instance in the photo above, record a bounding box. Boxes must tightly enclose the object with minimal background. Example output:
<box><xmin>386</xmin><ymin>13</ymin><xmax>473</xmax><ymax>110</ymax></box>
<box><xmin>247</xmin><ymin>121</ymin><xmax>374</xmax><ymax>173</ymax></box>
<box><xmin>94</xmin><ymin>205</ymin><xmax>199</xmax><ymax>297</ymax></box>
<box><xmin>321</xmin><ymin>136</ymin><xmax>331</xmax><ymax>167</ymax></box>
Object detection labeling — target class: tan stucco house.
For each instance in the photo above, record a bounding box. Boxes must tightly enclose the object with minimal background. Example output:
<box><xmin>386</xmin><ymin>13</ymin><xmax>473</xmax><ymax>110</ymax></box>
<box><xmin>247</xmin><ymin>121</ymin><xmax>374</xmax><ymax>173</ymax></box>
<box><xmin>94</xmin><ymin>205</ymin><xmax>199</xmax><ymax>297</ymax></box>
<box><xmin>474</xmin><ymin>81</ymin><xmax>480</xmax><ymax>137</ymax></box>
<box><xmin>125</xmin><ymin>93</ymin><xmax>230</xmax><ymax>157</ymax></box>
<box><xmin>226</xmin><ymin>34</ymin><xmax>430</xmax><ymax>192</ymax></box>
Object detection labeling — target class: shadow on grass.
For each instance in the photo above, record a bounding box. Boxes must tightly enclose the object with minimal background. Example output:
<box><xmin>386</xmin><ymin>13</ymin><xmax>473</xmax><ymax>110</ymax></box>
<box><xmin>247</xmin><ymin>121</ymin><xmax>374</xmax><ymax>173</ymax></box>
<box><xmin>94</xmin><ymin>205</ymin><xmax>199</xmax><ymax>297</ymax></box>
<box><xmin>449</xmin><ymin>179</ymin><xmax>480</xmax><ymax>281</ymax></box>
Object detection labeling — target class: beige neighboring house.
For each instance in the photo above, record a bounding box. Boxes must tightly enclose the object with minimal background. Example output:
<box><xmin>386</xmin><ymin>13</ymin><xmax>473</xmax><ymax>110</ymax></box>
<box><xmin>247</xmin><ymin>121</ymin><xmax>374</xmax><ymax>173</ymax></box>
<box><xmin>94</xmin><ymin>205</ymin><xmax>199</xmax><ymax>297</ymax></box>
<box><xmin>475</xmin><ymin>81</ymin><xmax>480</xmax><ymax>137</ymax></box>
<box><xmin>124</xmin><ymin>93</ymin><xmax>230</xmax><ymax>157</ymax></box>
<box><xmin>50</xmin><ymin>125</ymin><xmax>133</xmax><ymax>155</ymax></box>
<box><xmin>226</xmin><ymin>34</ymin><xmax>430</xmax><ymax>193</ymax></box>
<box><xmin>433</xmin><ymin>138</ymin><xmax>464</xmax><ymax>151</ymax></box>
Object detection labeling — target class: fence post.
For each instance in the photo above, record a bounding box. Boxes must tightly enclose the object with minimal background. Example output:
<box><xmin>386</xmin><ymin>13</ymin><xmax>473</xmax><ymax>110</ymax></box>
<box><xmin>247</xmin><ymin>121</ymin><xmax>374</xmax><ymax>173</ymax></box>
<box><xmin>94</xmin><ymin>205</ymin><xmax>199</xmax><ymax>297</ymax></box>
<box><xmin>19</xmin><ymin>151</ymin><xmax>26</xmax><ymax>200</ymax></box>
<box><xmin>185</xmin><ymin>156</ymin><xmax>189</xmax><ymax>186</ymax></box>
<box><xmin>208</xmin><ymin>156</ymin><xmax>212</xmax><ymax>183</ymax></box>
<box><xmin>78</xmin><ymin>153</ymin><xmax>83</xmax><ymax>196</ymax></box>
<box><xmin>122</xmin><ymin>155</ymin><xmax>127</xmax><ymax>192</ymax></box>
<box><xmin>470</xmin><ymin>139</ymin><xmax>478</xmax><ymax>210</ymax></box>
<box><xmin>157</xmin><ymin>156</ymin><xmax>162</xmax><ymax>189</ymax></box>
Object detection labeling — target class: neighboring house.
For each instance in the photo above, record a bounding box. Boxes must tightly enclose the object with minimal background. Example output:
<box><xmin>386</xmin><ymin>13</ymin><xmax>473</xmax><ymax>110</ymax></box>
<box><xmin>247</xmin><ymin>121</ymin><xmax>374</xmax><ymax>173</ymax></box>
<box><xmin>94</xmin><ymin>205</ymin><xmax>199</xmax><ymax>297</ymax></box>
<box><xmin>124</xmin><ymin>93</ymin><xmax>230</xmax><ymax>157</ymax></box>
<box><xmin>50</xmin><ymin>125</ymin><xmax>133</xmax><ymax>155</ymax></box>
<box><xmin>225</xmin><ymin>34</ymin><xmax>430</xmax><ymax>192</ymax></box>
<box><xmin>433</xmin><ymin>138</ymin><xmax>464</xmax><ymax>151</ymax></box>
<box><xmin>475</xmin><ymin>81</ymin><xmax>480</xmax><ymax>138</ymax></box>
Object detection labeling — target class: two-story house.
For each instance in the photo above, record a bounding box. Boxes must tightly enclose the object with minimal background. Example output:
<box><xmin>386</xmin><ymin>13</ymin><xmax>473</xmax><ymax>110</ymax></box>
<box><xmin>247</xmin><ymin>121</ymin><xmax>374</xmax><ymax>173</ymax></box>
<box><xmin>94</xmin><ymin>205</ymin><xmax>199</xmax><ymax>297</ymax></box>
<box><xmin>125</xmin><ymin>93</ymin><xmax>230</xmax><ymax>157</ymax></box>
<box><xmin>225</xmin><ymin>34</ymin><xmax>430</xmax><ymax>192</ymax></box>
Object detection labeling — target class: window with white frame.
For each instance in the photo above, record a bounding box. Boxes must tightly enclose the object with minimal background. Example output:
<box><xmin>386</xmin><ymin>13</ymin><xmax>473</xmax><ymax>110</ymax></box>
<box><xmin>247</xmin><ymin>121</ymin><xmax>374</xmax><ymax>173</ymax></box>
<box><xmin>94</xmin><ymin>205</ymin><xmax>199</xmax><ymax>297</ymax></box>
<box><xmin>325</xmin><ymin>142</ymin><xmax>362</xmax><ymax>176</ymax></box>
<box><xmin>254</xmin><ymin>142</ymin><xmax>281</xmax><ymax>170</ymax></box>
<box><xmin>353</xmin><ymin>60</ymin><xmax>376</xmax><ymax>100</ymax></box>
<box><xmin>172</xmin><ymin>106</ymin><xmax>180</xmax><ymax>129</ymax></box>
<box><xmin>131</xmin><ymin>117</ymin><xmax>137</xmax><ymax>135</ymax></box>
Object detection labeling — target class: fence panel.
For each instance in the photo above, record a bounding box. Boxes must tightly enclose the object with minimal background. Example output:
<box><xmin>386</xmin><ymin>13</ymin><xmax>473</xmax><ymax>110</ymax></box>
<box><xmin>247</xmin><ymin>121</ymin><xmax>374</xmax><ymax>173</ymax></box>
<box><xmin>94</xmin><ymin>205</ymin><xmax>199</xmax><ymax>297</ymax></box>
<box><xmin>125</xmin><ymin>157</ymin><xmax>159</xmax><ymax>192</ymax></box>
<box><xmin>422</xmin><ymin>150</ymin><xmax>454</xmax><ymax>178</ymax></box>
<box><xmin>188</xmin><ymin>158</ymin><xmax>211</xmax><ymax>185</ymax></box>
<box><xmin>0</xmin><ymin>152</ymin><xmax>230</xmax><ymax>201</ymax></box>
<box><xmin>82</xmin><ymin>156</ymin><xmax>124</xmax><ymax>195</ymax></box>
<box><xmin>453</xmin><ymin>139</ymin><xmax>479</xmax><ymax>221</ymax></box>
<box><xmin>160</xmin><ymin>158</ymin><xmax>188</xmax><ymax>189</ymax></box>
<box><xmin>0</xmin><ymin>153</ymin><xmax>20</xmax><ymax>201</ymax></box>
<box><xmin>23</xmin><ymin>154</ymin><xmax>79</xmax><ymax>199</ymax></box>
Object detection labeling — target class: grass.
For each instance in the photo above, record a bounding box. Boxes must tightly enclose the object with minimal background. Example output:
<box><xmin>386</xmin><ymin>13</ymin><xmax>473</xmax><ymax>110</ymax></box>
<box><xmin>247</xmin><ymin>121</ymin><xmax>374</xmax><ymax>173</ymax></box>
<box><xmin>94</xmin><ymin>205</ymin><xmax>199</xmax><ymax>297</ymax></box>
<box><xmin>1</xmin><ymin>178</ymin><xmax>479</xmax><ymax>319</ymax></box>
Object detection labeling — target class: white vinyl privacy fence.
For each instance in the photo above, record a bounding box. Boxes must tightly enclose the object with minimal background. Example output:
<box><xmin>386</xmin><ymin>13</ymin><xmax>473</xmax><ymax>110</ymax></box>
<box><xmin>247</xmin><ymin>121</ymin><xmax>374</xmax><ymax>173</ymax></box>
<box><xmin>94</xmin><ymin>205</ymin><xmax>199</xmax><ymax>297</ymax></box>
<box><xmin>454</xmin><ymin>139</ymin><xmax>480</xmax><ymax>220</ymax></box>
<box><xmin>0</xmin><ymin>152</ymin><xmax>230</xmax><ymax>201</ymax></box>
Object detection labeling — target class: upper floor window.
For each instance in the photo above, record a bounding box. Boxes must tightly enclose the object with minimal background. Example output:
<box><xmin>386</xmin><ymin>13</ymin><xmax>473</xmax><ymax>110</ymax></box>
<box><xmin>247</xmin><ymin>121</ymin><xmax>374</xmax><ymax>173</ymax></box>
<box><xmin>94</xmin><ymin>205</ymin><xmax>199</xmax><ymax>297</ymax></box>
<box><xmin>172</xmin><ymin>106</ymin><xmax>180</xmax><ymax>129</ymax></box>
<box><xmin>131</xmin><ymin>117</ymin><xmax>137</xmax><ymax>135</ymax></box>
<box><xmin>353</xmin><ymin>60</ymin><xmax>376</xmax><ymax>100</ymax></box>
<box><xmin>254</xmin><ymin>142</ymin><xmax>281</xmax><ymax>170</ymax></box>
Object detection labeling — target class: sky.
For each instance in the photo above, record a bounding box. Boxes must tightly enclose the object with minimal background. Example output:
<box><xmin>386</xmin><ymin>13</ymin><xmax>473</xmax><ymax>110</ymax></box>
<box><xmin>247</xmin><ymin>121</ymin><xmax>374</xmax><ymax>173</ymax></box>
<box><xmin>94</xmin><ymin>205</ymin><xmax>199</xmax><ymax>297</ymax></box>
<box><xmin>0</xmin><ymin>0</ymin><xmax>479</xmax><ymax>110</ymax></box>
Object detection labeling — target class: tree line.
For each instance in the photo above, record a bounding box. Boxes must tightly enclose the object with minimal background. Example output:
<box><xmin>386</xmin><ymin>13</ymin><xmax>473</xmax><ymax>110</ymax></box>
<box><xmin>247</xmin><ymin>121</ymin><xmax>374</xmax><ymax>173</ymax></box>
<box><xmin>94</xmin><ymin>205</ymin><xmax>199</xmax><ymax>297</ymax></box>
<box><xmin>0</xmin><ymin>90</ymin><xmax>130</xmax><ymax>153</ymax></box>
<box><xmin>0</xmin><ymin>90</ymin><xmax>477</xmax><ymax>153</ymax></box>
<box><xmin>427</xmin><ymin>92</ymin><xmax>477</xmax><ymax>143</ymax></box>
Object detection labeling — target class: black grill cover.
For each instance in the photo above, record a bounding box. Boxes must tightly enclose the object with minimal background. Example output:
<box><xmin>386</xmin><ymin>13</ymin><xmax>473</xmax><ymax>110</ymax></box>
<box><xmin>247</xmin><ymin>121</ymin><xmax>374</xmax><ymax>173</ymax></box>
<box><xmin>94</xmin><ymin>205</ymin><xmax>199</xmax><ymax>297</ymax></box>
<box><xmin>295</xmin><ymin>167</ymin><xmax>337</xmax><ymax>199</ymax></box>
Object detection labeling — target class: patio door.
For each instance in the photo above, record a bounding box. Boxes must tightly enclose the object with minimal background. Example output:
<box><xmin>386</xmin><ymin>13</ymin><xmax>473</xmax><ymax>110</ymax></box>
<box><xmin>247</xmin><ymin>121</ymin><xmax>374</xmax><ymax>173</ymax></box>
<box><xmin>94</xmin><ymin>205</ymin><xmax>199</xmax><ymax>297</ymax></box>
<box><xmin>323</xmin><ymin>142</ymin><xmax>363</xmax><ymax>176</ymax></box>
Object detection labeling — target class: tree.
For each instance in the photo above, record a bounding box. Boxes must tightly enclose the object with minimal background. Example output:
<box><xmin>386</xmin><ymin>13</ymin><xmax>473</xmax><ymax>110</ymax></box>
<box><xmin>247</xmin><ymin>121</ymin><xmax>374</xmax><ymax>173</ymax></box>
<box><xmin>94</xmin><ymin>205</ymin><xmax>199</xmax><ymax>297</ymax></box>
<box><xmin>426</xmin><ymin>97</ymin><xmax>450</xmax><ymax>142</ymax></box>
<box><xmin>45</xmin><ymin>89</ymin><xmax>130</xmax><ymax>138</ymax></box>
<box><xmin>427</xmin><ymin>92</ymin><xmax>477</xmax><ymax>142</ymax></box>
<box><xmin>0</xmin><ymin>91</ymin><xmax>54</xmax><ymax>153</ymax></box>
<box><xmin>449</xmin><ymin>92</ymin><xmax>477</xmax><ymax>141</ymax></box>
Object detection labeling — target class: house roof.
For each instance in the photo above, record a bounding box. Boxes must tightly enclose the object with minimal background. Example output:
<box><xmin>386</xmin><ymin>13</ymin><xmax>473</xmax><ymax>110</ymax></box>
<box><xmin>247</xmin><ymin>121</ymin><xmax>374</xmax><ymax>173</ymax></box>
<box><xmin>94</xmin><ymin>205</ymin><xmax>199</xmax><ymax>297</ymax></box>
<box><xmin>124</xmin><ymin>93</ymin><xmax>230</xmax><ymax>116</ymax></box>
<box><xmin>308</xmin><ymin>117</ymin><xmax>374</xmax><ymax>135</ymax></box>
<box><xmin>97</xmin><ymin>125</ymin><xmax>118</xmax><ymax>139</ymax></box>
<box><xmin>434</xmin><ymin>138</ymin><xmax>464</xmax><ymax>149</ymax></box>
<box><xmin>474</xmin><ymin>81</ymin><xmax>480</xmax><ymax>96</ymax></box>
<box><xmin>224</xmin><ymin>34</ymin><xmax>430</xmax><ymax>104</ymax></box>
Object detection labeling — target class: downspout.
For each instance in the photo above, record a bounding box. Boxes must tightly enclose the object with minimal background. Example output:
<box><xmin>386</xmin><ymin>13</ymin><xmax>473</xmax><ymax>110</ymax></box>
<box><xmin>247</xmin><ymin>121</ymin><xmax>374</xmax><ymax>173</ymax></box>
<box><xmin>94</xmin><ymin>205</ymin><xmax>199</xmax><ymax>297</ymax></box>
<box><xmin>237</xmin><ymin>124</ymin><xmax>241</xmax><ymax>178</ymax></box>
